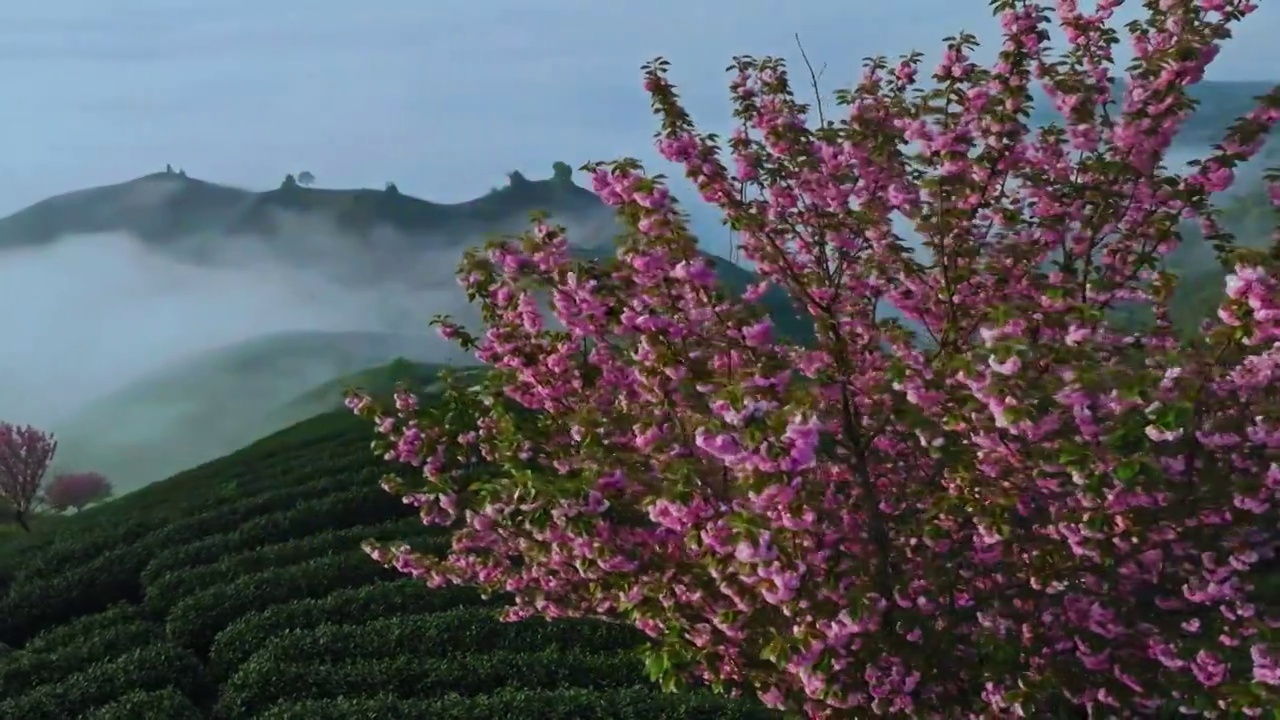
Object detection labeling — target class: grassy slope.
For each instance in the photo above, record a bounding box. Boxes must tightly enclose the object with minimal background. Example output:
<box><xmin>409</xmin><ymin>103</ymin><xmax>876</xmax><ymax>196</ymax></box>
<box><xmin>51</xmin><ymin>332</ymin><xmax>470</xmax><ymax>494</ymax></box>
<box><xmin>267</xmin><ymin>358</ymin><xmax>468</xmax><ymax>422</ymax></box>
<box><xmin>0</xmin><ymin>409</ymin><xmax>777</xmax><ymax>719</ymax></box>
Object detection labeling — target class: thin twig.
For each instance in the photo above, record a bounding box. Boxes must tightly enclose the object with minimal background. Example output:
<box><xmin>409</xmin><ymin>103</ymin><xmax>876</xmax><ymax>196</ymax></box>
<box><xmin>794</xmin><ymin>33</ymin><xmax>829</xmax><ymax>126</ymax></box>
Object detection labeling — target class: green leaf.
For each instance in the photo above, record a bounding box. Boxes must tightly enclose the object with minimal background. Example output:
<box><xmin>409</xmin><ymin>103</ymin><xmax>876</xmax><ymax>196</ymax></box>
<box><xmin>760</xmin><ymin>634</ymin><xmax>788</xmax><ymax>664</ymax></box>
<box><xmin>1114</xmin><ymin>458</ymin><xmax>1142</xmax><ymax>482</ymax></box>
<box><xmin>643</xmin><ymin>648</ymin><xmax>669</xmax><ymax>682</ymax></box>
<box><xmin>1154</xmin><ymin>402</ymin><xmax>1192</xmax><ymax>431</ymax></box>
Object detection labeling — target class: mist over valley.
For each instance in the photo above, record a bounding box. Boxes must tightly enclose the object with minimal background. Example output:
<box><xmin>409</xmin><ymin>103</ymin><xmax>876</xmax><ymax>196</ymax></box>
<box><xmin>2</xmin><ymin>80</ymin><xmax>1278</xmax><ymax>490</ymax></box>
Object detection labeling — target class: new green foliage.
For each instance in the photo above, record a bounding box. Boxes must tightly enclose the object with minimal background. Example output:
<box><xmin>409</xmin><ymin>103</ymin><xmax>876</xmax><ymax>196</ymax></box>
<box><xmin>0</xmin><ymin>542</ymin><xmax>154</xmax><ymax>645</ymax></box>
<box><xmin>140</xmin><ymin>488</ymin><xmax>414</xmax><ymax>584</ymax></box>
<box><xmin>254</xmin><ymin>687</ymin><xmax>778</xmax><ymax>720</ymax></box>
<box><xmin>0</xmin><ymin>620</ymin><xmax>164</xmax><ymax>690</ymax></box>
<box><xmin>143</xmin><ymin>524</ymin><xmax>447</xmax><ymax>615</ymax></box>
<box><xmin>207</xmin><ymin>580</ymin><xmax>493</xmax><ymax>681</ymax></box>
<box><xmin>0</xmin><ymin>472</ymin><xmax>391</xmax><ymax>645</ymax></box>
<box><xmin>9</xmin><ymin>521</ymin><xmax>160</xmax><ymax>583</ymax></box>
<box><xmin>215</xmin><ymin>650</ymin><xmax>646</xmax><ymax>720</ymax></box>
<box><xmin>17</xmin><ymin>604</ymin><xmax>142</xmax><ymax>654</ymax></box>
<box><xmin>243</xmin><ymin>608</ymin><xmax>646</xmax><ymax>668</ymax></box>
<box><xmin>165</xmin><ymin>551</ymin><xmax>399</xmax><ymax>654</ymax></box>
<box><xmin>0</xmin><ymin>643</ymin><xmax>207</xmax><ymax>720</ymax></box>
<box><xmin>80</xmin><ymin>688</ymin><xmax>203</xmax><ymax>720</ymax></box>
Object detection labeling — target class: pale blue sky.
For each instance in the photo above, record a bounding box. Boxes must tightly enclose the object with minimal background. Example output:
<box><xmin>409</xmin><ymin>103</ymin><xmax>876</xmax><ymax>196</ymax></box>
<box><xmin>0</xmin><ymin>0</ymin><xmax>1275</xmax><ymax>248</ymax></box>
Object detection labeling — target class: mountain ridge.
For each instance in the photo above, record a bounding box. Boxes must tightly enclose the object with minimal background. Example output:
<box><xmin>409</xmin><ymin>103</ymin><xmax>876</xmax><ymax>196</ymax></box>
<box><xmin>0</xmin><ymin>163</ymin><xmax>609</xmax><ymax>251</ymax></box>
<box><xmin>5</xmin><ymin>78</ymin><xmax>1276</xmax><ymax>251</ymax></box>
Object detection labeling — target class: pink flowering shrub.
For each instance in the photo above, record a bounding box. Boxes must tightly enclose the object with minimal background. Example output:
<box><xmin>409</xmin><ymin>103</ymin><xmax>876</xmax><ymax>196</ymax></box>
<box><xmin>42</xmin><ymin>471</ymin><xmax>113</xmax><ymax>513</ymax></box>
<box><xmin>0</xmin><ymin>423</ymin><xmax>57</xmax><ymax>533</ymax></box>
<box><xmin>348</xmin><ymin>0</ymin><xmax>1280</xmax><ymax>716</ymax></box>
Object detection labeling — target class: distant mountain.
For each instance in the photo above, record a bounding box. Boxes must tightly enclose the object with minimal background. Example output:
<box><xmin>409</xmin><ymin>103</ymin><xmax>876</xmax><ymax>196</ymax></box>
<box><xmin>0</xmin><ymin>162</ymin><xmax>814</xmax><ymax>343</ymax></box>
<box><xmin>6</xmin><ymin>81</ymin><xmax>1273</xmax><ymax>252</ymax></box>
<box><xmin>0</xmin><ymin>164</ymin><xmax>611</xmax><ymax>252</ymax></box>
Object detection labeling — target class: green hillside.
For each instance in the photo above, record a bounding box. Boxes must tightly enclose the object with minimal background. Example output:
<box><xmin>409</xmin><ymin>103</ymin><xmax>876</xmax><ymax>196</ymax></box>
<box><xmin>268</xmin><ymin>358</ymin><xmax>481</xmax><ymax>423</ymax></box>
<box><xmin>51</xmin><ymin>332</ymin><xmax>473</xmax><ymax>494</ymax></box>
<box><xmin>0</xmin><ymin>409</ymin><xmax>777</xmax><ymax>719</ymax></box>
<box><xmin>0</xmin><ymin>103</ymin><xmax>1270</xmax><ymax>718</ymax></box>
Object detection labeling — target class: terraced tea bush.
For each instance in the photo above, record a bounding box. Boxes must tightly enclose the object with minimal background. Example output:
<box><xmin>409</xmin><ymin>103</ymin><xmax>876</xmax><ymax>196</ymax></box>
<box><xmin>86</xmin><ymin>472</ymin><xmax>261</xmax><ymax>527</ymax></box>
<box><xmin>219</xmin><ymin>482</ymin><xmax>412</xmax><ymax>539</ymax></box>
<box><xmin>9</xmin><ymin>472</ymin><xmax>374</xmax><ymax>613</ymax></box>
<box><xmin>141</xmin><ymin>488</ymin><xmax>413</xmax><ymax>584</ymax></box>
<box><xmin>0</xmin><ymin>543</ymin><xmax>155</xmax><ymax>645</ymax></box>
<box><xmin>144</xmin><ymin>525</ymin><xmax>448</xmax><ymax>615</ymax></box>
<box><xmin>215</xmin><ymin>443</ymin><xmax>364</xmax><ymax>477</ymax></box>
<box><xmin>0</xmin><ymin>642</ymin><xmax>206</xmax><ymax>720</ymax></box>
<box><xmin>0</xmin><ymin>620</ymin><xmax>164</xmax><ymax>690</ymax></box>
<box><xmin>123</xmin><ymin>442</ymin><xmax>361</xmax><ymax>513</ymax></box>
<box><xmin>0</xmin><ymin>405</ymin><xmax>783</xmax><ymax>718</ymax></box>
<box><xmin>138</xmin><ymin>470</ymin><xmax>379</xmax><ymax>551</ymax></box>
<box><xmin>166</xmin><ymin>551</ymin><xmax>396</xmax><ymax>654</ymax></box>
<box><xmin>80</xmin><ymin>688</ymin><xmax>203</xmax><ymax>720</ymax></box>
<box><xmin>215</xmin><ymin>650</ymin><xmax>645</xmax><ymax>720</ymax></box>
<box><xmin>9</xmin><ymin>520</ymin><xmax>164</xmax><ymax>582</ymax></box>
<box><xmin>226</xmin><ymin>447</ymin><xmax>377</xmax><ymax>494</ymax></box>
<box><xmin>21</xmin><ymin>475</ymin><xmax>393</xmax><ymax>624</ymax></box>
<box><xmin>208</xmin><ymin>580</ymin><xmax>493</xmax><ymax>681</ymax></box>
<box><xmin>18</xmin><ymin>604</ymin><xmax>142</xmax><ymax>654</ymax></box>
<box><xmin>255</xmin><ymin>688</ymin><xmax>779</xmax><ymax>720</ymax></box>
<box><xmin>247</xmin><ymin>607</ymin><xmax>645</xmax><ymax>669</ymax></box>
<box><xmin>24</xmin><ymin>448</ymin><xmax>366</xmax><ymax>543</ymax></box>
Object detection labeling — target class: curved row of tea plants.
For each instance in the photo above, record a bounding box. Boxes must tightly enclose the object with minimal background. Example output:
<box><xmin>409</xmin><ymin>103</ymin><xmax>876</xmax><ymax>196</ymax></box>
<box><xmin>0</xmin><ymin>410</ymin><xmax>775</xmax><ymax>718</ymax></box>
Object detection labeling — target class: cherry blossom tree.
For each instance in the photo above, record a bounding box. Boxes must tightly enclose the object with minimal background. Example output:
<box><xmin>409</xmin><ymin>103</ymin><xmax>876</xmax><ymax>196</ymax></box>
<box><xmin>43</xmin><ymin>472</ymin><xmax>113</xmax><ymax>513</ymax></box>
<box><xmin>0</xmin><ymin>423</ymin><xmax>57</xmax><ymax>532</ymax></box>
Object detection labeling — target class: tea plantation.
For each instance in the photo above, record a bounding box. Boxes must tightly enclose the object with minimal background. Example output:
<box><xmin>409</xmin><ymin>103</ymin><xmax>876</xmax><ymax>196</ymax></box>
<box><xmin>0</xmin><ymin>410</ymin><xmax>777</xmax><ymax>719</ymax></box>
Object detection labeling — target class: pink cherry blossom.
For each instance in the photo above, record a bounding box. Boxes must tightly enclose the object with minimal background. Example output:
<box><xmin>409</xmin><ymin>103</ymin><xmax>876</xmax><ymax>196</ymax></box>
<box><xmin>348</xmin><ymin>1</ymin><xmax>1280</xmax><ymax>715</ymax></box>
